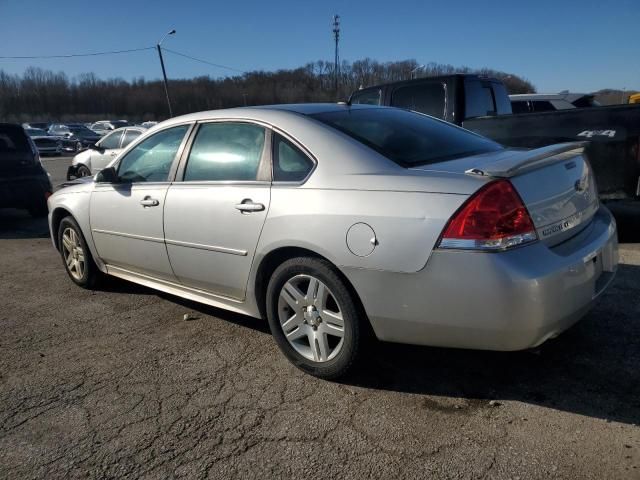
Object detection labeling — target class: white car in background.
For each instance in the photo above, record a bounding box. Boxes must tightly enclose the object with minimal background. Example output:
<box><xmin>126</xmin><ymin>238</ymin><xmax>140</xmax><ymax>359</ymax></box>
<box><xmin>67</xmin><ymin>127</ymin><xmax>145</xmax><ymax>179</ymax></box>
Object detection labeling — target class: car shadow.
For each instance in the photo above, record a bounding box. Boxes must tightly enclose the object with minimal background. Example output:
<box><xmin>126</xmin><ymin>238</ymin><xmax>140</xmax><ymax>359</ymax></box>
<box><xmin>0</xmin><ymin>209</ymin><xmax>49</xmax><ymax>239</ymax></box>
<box><xmin>145</xmin><ymin>264</ymin><xmax>640</xmax><ymax>426</ymax></box>
<box><xmin>342</xmin><ymin>263</ymin><xmax>640</xmax><ymax>426</ymax></box>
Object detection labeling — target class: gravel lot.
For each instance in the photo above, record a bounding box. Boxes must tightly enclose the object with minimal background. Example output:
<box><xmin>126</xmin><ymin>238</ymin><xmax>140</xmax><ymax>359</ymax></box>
<box><xmin>0</xmin><ymin>156</ymin><xmax>638</xmax><ymax>479</ymax></box>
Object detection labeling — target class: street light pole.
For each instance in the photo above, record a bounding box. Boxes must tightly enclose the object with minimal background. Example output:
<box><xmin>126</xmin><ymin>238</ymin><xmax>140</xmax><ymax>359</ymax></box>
<box><xmin>157</xmin><ymin>29</ymin><xmax>176</xmax><ymax>118</ymax></box>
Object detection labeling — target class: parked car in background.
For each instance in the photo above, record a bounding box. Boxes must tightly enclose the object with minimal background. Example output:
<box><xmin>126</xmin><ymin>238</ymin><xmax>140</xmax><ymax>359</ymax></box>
<box><xmin>349</xmin><ymin>74</ymin><xmax>640</xmax><ymax>206</ymax></box>
<box><xmin>67</xmin><ymin>126</ymin><xmax>145</xmax><ymax>178</ymax></box>
<box><xmin>48</xmin><ymin>124</ymin><xmax>102</xmax><ymax>151</ymax></box>
<box><xmin>510</xmin><ymin>92</ymin><xmax>601</xmax><ymax>113</ymax></box>
<box><xmin>24</xmin><ymin>127</ymin><xmax>61</xmax><ymax>156</ymax></box>
<box><xmin>22</xmin><ymin>122</ymin><xmax>51</xmax><ymax>131</ymax></box>
<box><xmin>90</xmin><ymin>120</ymin><xmax>130</xmax><ymax>136</ymax></box>
<box><xmin>140</xmin><ymin>121</ymin><xmax>158</xmax><ymax>129</ymax></box>
<box><xmin>1</xmin><ymin>123</ymin><xmax>53</xmax><ymax>217</ymax></box>
<box><xmin>49</xmin><ymin>105</ymin><xmax>618</xmax><ymax>378</ymax></box>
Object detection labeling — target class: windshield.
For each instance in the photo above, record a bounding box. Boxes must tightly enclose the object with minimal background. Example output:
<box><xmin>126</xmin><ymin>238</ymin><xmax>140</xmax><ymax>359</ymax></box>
<box><xmin>311</xmin><ymin>107</ymin><xmax>502</xmax><ymax>167</ymax></box>
<box><xmin>26</xmin><ymin>128</ymin><xmax>48</xmax><ymax>136</ymax></box>
<box><xmin>69</xmin><ymin>126</ymin><xmax>92</xmax><ymax>134</ymax></box>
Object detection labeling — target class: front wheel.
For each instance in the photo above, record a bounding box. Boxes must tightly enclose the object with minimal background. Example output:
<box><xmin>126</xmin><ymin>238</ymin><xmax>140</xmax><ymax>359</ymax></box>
<box><xmin>266</xmin><ymin>257</ymin><xmax>365</xmax><ymax>379</ymax></box>
<box><xmin>58</xmin><ymin>216</ymin><xmax>100</xmax><ymax>288</ymax></box>
<box><xmin>76</xmin><ymin>165</ymin><xmax>92</xmax><ymax>177</ymax></box>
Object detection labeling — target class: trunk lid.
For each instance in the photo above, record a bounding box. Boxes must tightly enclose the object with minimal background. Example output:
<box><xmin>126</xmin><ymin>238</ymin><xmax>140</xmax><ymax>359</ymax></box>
<box><xmin>414</xmin><ymin>143</ymin><xmax>599</xmax><ymax>246</ymax></box>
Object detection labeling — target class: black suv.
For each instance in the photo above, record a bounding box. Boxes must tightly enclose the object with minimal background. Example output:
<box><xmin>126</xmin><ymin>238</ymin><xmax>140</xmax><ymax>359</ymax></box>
<box><xmin>0</xmin><ymin>123</ymin><xmax>53</xmax><ymax>217</ymax></box>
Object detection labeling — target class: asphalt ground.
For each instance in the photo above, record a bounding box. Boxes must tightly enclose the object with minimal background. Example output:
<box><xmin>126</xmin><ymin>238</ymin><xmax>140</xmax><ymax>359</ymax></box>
<box><xmin>0</xmin><ymin>155</ymin><xmax>638</xmax><ymax>479</ymax></box>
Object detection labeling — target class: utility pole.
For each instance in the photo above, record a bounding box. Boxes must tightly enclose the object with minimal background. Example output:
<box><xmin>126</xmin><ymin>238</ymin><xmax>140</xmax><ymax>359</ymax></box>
<box><xmin>332</xmin><ymin>14</ymin><xmax>340</xmax><ymax>94</ymax></box>
<box><xmin>157</xmin><ymin>29</ymin><xmax>176</xmax><ymax>118</ymax></box>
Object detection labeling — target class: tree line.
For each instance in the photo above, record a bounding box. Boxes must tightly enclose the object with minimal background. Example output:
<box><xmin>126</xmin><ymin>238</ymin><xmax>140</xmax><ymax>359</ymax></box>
<box><xmin>0</xmin><ymin>59</ymin><xmax>536</xmax><ymax>122</ymax></box>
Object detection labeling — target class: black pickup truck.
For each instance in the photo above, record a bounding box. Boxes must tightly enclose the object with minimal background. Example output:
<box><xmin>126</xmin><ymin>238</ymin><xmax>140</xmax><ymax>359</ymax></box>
<box><xmin>349</xmin><ymin>74</ymin><xmax>640</xmax><ymax>209</ymax></box>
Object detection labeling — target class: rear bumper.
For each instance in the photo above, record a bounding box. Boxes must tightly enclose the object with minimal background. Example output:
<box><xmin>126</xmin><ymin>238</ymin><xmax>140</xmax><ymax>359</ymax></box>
<box><xmin>343</xmin><ymin>206</ymin><xmax>618</xmax><ymax>351</ymax></box>
<box><xmin>0</xmin><ymin>172</ymin><xmax>53</xmax><ymax>210</ymax></box>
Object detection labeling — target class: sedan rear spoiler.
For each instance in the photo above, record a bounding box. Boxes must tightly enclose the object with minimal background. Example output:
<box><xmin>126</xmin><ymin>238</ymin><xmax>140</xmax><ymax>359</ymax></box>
<box><xmin>465</xmin><ymin>142</ymin><xmax>588</xmax><ymax>178</ymax></box>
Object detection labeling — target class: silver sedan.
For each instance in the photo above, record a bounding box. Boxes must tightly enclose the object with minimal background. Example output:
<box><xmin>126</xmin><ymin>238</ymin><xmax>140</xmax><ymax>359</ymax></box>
<box><xmin>47</xmin><ymin>104</ymin><xmax>618</xmax><ymax>378</ymax></box>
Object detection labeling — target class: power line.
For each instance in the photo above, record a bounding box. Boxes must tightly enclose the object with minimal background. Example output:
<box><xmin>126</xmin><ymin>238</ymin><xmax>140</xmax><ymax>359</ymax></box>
<box><xmin>0</xmin><ymin>47</ymin><xmax>155</xmax><ymax>59</ymax></box>
<box><xmin>162</xmin><ymin>48</ymin><xmax>246</xmax><ymax>74</ymax></box>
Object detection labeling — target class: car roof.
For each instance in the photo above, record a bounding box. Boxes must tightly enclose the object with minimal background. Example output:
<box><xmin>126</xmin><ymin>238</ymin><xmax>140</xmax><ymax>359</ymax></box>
<box><xmin>158</xmin><ymin>103</ymin><xmax>382</xmax><ymax>127</ymax></box>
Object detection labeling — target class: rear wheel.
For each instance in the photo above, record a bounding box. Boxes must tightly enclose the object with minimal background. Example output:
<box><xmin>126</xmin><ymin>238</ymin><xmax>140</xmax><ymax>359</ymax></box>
<box><xmin>58</xmin><ymin>216</ymin><xmax>100</xmax><ymax>288</ymax></box>
<box><xmin>266</xmin><ymin>257</ymin><xmax>364</xmax><ymax>379</ymax></box>
<box><xmin>75</xmin><ymin>141</ymin><xmax>83</xmax><ymax>152</ymax></box>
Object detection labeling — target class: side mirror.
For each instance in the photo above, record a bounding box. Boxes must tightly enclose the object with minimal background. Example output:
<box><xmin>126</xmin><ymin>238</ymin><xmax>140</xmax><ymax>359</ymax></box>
<box><xmin>96</xmin><ymin>166</ymin><xmax>119</xmax><ymax>183</ymax></box>
<box><xmin>92</xmin><ymin>144</ymin><xmax>105</xmax><ymax>153</ymax></box>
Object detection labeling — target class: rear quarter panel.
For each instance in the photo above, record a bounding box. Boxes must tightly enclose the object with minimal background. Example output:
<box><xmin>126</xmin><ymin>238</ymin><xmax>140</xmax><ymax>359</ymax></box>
<box><xmin>257</xmin><ymin>186</ymin><xmax>468</xmax><ymax>273</ymax></box>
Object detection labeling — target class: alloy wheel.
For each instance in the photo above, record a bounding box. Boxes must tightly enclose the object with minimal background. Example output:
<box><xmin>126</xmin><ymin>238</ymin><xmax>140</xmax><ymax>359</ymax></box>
<box><xmin>61</xmin><ymin>227</ymin><xmax>85</xmax><ymax>281</ymax></box>
<box><xmin>277</xmin><ymin>274</ymin><xmax>345</xmax><ymax>362</ymax></box>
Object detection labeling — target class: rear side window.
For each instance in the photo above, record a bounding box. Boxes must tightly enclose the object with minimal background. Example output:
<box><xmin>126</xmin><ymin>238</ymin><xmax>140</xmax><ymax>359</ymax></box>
<box><xmin>465</xmin><ymin>79</ymin><xmax>496</xmax><ymax>118</ymax></box>
<box><xmin>391</xmin><ymin>83</ymin><xmax>446</xmax><ymax>119</ymax></box>
<box><xmin>312</xmin><ymin>108</ymin><xmax>502</xmax><ymax>167</ymax></box>
<box><xmin>0</xmin><ymin>128</ymin><xmax>30</xmax><ymax>154</ymax></box>
<box><xmin>350</xmin><ymin>89</ymin><xmax>382</xmax><ymax>106</ymax></box>
<box><xmin>491</xmin><ymin>83</ymin><xmax>512</xmax><ymax>115</ymax></box>
<box><xmin>184</xmin><ymin>123</ymin><xmax>265</xmax><ymax>182</ymax></box>
<box><xmin>272</xmin><ymin>134</ymin><xmax>314</xmax><ymax>182</ymax></box>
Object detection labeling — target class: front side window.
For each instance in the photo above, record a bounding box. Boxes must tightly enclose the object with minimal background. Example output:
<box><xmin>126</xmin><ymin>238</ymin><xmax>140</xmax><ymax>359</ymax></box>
<box><xmin>99</xmin><ymin>130</ymin><xmax>123</xmax><ymax>149</ymax></box>
<box><xmin>272</xmin><ymin>134</ymin><xmax>314</xmax><ymax>182</ymax></box>
<box><xmin>117</xmin><ymin>125</ymin><xmax>189</xmax><ymax>183</ymax></box>
<box><xmin>122</xmin><ymin>129</ymin><xmax>142</xmax><ymax>148</ymax></box>
<box><xmin>350</xmin><ymin>89</ymin><xmax>382</xmax><ymax>106</ymax></box>
<box><xmin>391</xmin><ymin>83</ymin><xmax>446</xmax><ymax>119</ymax></box>
<box><xmin>312</xmin><ymin>108</ymin><xmax>502</xmax><ymax>168</ymax></box>
<box><xmin>183</xmin><ymin>122</ymin><xmax>265</xmax><ymax>182</ymax></box>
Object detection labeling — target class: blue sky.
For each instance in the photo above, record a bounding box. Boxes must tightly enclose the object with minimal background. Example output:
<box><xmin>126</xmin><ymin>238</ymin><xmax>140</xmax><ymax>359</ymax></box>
<box><xmin>0</xmin><ymin>0</ymin><xmax>637</xmax><ymax>92</ymax></box>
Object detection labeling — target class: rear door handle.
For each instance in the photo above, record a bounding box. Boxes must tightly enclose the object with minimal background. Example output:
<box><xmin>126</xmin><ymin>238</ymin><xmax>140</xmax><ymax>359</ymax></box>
<box><xmin>140</xmin><ymin>196</ymin><xmax>159</xmax><ymax>207</ymax></box>
<box><xmin>235</xmin><ymin>200</ymin><xmax>265</xmax><ymax>212</ymax></box>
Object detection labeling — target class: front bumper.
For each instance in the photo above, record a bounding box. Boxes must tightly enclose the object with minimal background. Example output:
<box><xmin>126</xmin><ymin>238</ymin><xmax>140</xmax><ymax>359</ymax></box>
<box><xmin>344</xmin><ymin>206</ymin><xmax>618</xmax><ymax>351</ymax></box>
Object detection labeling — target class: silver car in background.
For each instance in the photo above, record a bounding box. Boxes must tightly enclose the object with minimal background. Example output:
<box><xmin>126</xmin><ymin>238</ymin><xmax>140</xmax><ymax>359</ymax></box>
<box><xmin>67</xmin><ymin>127</ymin><xmax>145</xmax><ymax>179</ymax></box>
<box><xmin>47</xmin><ymin>104</ymin><xmax>618</xmax><ymax>378</ymax></box>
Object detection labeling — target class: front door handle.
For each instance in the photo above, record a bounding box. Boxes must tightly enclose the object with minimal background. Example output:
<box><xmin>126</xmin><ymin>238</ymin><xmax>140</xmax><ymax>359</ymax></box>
<box><xmin>235</xmin><ymin>199</ymin><xmax>265</xmax><ymax>213</ymax></box>
<box><xmin>140</xmin><ymin>196</ymin><xmax>159</xmax><ymax>207</ymax></box>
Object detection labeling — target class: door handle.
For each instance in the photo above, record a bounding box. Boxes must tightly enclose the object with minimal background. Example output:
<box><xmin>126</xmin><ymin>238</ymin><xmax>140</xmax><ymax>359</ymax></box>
<box><xmin>235</xmin><ymin>199</ymin><xmax>265</xmax><ymax>213</ymax></box>
<box><xmin>140</xmin><ymin>196</ymin><xmax>159</xmax><ymax>207</ymax></box>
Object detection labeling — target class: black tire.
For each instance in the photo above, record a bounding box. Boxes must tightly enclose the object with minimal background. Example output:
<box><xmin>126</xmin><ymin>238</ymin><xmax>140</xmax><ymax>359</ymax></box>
<box><xmin>75</xmin><ymin>142</ymin><xmax>83</xmax><ymax>152</ymax></box>
<box><xmin>76</xmin><ymin>165</ymin><xmax>92</xmax><ymax>177</ymax></box>
<box><xmin>57</xmin><ymin>216</ymin><xmax>100</xmax><ymax>288</ymax></box>
<box><xmin>266</xmin><ymin>256</ymin><xmax>365</xmax><ymax>379</ymax></box>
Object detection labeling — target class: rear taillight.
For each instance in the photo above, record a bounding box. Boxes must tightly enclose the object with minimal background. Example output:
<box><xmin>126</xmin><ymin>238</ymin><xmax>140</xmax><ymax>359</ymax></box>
<box><xmin>438</xmin><ymin>179</ymin><xmax>538</xmax><ymax>251</ymax></box>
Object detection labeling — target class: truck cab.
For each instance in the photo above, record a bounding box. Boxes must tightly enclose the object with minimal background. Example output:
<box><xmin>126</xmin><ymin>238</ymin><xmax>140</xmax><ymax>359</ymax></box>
<box><xmin>349</xmin><ymin>74</ymin><xmax>512</xmax><ymax>124</ymax></box>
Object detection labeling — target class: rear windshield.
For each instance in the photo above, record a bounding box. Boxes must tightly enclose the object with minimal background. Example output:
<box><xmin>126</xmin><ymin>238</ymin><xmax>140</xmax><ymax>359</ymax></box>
<box><xmin>0</xmin><ymin>127</ymin><xmax>30</xmax><ymax>154</ymax></box>
<box><xmin>311</xmin><ymin>108</ymin><xmax>502</xmax><ymax>167</ymax></box>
